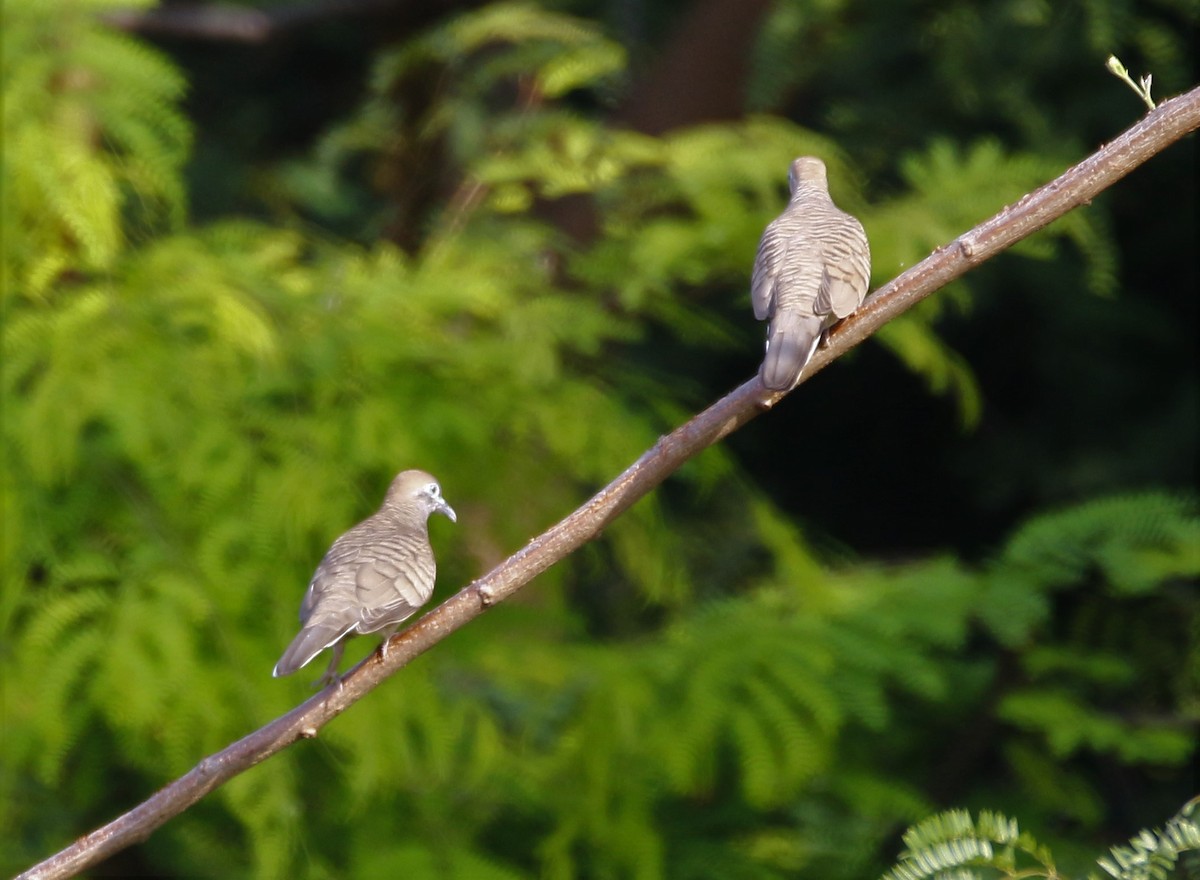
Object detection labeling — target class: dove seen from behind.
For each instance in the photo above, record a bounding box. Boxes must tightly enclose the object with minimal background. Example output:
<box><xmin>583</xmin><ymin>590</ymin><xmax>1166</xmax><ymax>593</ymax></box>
<box><xmin>273</xmin><ymin>469</ymin><xmax>456</xmax><ymax>687</ymax></box>
<box><xmin>752</xmin><ymin>156</ymin><xmax>871</xmax><ymax>391</ymax></box>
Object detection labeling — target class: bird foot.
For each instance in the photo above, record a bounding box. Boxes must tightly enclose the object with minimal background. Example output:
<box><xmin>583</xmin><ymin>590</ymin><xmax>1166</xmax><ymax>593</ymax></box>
<box><xmin>311</xmin><ymin>645</ymin><xmax>345</xmax><ymax>690</ymax></box>
<box><xmin>311</xmin><ymin>670</ymin><xmax>343</xmax><ymax>691</ymax></box>
<box><xmin>377</xmin><ymin>626</ymin><xmax>401</xmax><ymax>664</ymax></box>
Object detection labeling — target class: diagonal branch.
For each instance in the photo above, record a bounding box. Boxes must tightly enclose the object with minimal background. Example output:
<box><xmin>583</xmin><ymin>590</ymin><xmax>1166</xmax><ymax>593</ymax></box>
<box><xmin>18</xmin><ymin>84</ymin><xmax>1200</xmax><ymax>880</ymax></box>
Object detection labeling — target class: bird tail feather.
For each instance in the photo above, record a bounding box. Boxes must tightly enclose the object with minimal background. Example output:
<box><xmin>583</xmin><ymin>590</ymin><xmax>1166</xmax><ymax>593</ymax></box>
<box><xmin>273</xmin><ymin>624</ymin><xmax>346</xmax><ymax>678</ymax></box>
<box><xmin>759</xmin><ymin>312</ymin><xmax>823</xmax><ymax>391</ymax></box>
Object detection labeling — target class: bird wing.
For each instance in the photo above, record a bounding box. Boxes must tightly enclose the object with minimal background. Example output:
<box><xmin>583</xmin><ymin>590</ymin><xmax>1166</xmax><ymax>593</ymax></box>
<box><xmin>351</xmin><ymin>536</ymin><xmax>435</xmax><ymax>634</ymax></box>
<box><xmin>751</xmin><ymin>223</ymin><xmax>791</xmax><ymax>320</ymax></box>
<box><xmin>297</xmin><ymin>574</ymin><xmax>322</xmax><ymax>624</ymax></box>
<box><xmin>819</xmin><ymin>222</ymin><xmax>871</xmax><ymax>319</ymax></box>
<box><xmin>297</xmin><ymin>537</ymin><xmax>367</xmax><ymax>624</ymax></box>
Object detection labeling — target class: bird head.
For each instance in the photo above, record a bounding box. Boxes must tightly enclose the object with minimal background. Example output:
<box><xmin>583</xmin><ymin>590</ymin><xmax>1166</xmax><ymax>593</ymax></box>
<box><xmin>787</xmin><ymin>156</ymin><xmax>828</xmax><ymax>194</ymax></box>
<box><xmin>386</xmin><ymin>469</ymin><xmax>457</xmax><ymax>523</ymax></box>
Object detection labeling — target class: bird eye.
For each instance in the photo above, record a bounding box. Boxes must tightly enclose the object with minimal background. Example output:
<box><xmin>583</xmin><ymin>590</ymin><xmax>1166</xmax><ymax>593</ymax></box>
<box><xmin>426</xmin><ymin>483</ymin><xmax>440</xmax><ymax>497</ymax></box>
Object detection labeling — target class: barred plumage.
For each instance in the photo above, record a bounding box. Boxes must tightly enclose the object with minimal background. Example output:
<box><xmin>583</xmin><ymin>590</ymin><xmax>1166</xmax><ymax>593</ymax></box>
<box><xmin>752</xmin><ymin>156</ymin><xmax>871</xmax><ymax>391</ymax></box>
<box><xmin>273</xmin><ymin>469</ymin><xmax>456</xmax><ymax>686</ymax></box>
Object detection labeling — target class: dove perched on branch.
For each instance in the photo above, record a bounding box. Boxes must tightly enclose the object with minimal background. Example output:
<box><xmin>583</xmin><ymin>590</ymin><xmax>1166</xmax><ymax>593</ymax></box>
<box><xmin>273</xmin><ymin>469</ymin><xmax>456</xmax><ymax>686</ymax></box>
<box><xmin>752</xmin><ymin>156</ymin><xmax>871</xmax><ymax>391</ymax></box>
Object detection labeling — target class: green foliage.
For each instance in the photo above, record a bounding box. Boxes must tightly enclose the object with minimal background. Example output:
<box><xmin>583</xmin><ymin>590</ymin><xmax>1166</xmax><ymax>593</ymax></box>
<box><xmin>882</xmin><ymin>809</ymin><xmax>1056</xmax><ymax>880</ymax></box>
<box><xmin>999</xmin><ymin>492</ymin><xmax>1200</xmax><ymax>595</ymax></box>
<box><xmin>1</xmin><ymin>0</ymin><xmax>1194</xmax><ymax>878</ymax></box>
<box><xmin>982</xmin><ymin>495</ymin><xmax>1199</xmax><ymax>770</ymax></box>
<box><xmin>747</xmin><ymin>0</ymin><xmax>1194</xmax><ymax>159</ymax></box>
<box><xmin>1</xmin><ymin>0</ymin><xmax>189</xmax><ymax>298</ymax></box>
<box><xmin>868</xmin><ymin>137</ymin><xmax>1122</xmax><ymax>427</ymax></box>
<box><xmin>881</xmin><ymin>799</ymin><xmax>1200</xmax><ymax>880</ymax></box>
<box><xmin>385</xmin><ymin>0</ymin><xmax>628</xmax><ymax>103</ymax></box>
<box><xmin>1096</xmin><ymin>797</ymin><xmax>1200</xmax><ymax>880</ymax></box>
<box><xmin>874</xmin><ymin>139</ymin><xmax>1118</xmax><ymax>297</ymax></box>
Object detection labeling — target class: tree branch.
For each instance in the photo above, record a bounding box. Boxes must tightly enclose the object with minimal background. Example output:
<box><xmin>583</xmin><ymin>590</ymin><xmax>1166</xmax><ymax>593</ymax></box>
<box><xmin>615</xmin><ymin>0</ymin><xmax>772</xmax><ymax>135</ymax></box>
<box><xmin>18</xmin><ymin>84</ymin><xmax>1200</xmax><ymax>880</ymax></box>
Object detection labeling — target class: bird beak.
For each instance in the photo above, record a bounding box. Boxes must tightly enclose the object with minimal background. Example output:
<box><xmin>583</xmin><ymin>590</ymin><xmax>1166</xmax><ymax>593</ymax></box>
<box><xmin>438</xmin><ymin>501</ymin><xmax>457</xmax><ymax>523</ymax></box>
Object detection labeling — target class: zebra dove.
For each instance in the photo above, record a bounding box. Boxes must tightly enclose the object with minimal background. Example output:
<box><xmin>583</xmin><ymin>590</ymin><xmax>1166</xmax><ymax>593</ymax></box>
<box><xmin>273</xmin><ymin>469</ymin><xmax>456</xmax><ymax>686</ymax></box>
<box><xmin>751</xmin><ymin>156</ymin><xmax>871</xmax><ymax>391</ymax></box>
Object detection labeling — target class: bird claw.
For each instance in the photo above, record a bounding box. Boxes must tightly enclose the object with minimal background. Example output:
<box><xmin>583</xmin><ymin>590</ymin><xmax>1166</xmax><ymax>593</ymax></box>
<box><xmin>311</xmin><ymin>670</ymin><xmax>343</xmax><ymax>691</ymax></box>
<box><xmin>310</xmin><ymin>643</ymin><xmax>345</xmax><ymax>689</ymax></box>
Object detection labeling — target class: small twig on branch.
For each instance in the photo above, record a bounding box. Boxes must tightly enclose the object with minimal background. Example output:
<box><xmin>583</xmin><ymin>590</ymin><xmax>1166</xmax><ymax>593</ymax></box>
<box><xmin>1107</xmin><ymin>55</ymin><xmax>1157</xmax><ymax>110</ymax></box>
<box><xmin>17</xmin><ymin>84</ymin><xmax>1200</xmax><ymax>880</ymax></box>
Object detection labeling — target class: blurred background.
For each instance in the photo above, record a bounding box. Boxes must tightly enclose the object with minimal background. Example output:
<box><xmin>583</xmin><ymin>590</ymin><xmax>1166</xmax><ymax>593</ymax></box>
<box><xmin>1</xmin><ymin>0</ymin><xmax>1196</xmax><ymax>877</ymax></box>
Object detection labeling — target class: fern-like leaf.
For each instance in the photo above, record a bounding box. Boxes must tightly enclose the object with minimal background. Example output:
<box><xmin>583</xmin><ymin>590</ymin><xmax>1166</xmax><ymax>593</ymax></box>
<box><xmin>1095</xmin><ymin>797</ymin><xmax>1200</xmax><ymax>880</ymax></box>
